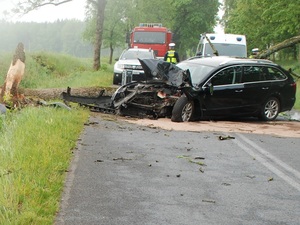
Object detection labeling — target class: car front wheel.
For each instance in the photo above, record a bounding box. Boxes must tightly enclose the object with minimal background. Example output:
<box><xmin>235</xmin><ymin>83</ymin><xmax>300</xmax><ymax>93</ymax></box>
<box><xmin>171</xmin><ymin>96</ymin><xmax>194</xmax><ymax>122</ymax></box>
<box><xmin>259</xmin><ymin>97</ymin><xmax>280</xmax><ymax>121</ymax></box>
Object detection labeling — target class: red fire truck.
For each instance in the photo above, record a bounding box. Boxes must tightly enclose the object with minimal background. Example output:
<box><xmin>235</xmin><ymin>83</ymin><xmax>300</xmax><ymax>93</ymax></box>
<box><xmin>128</xmin><ymin>23</ymin><xmax>172</xmax><ymax>58</ymax></box>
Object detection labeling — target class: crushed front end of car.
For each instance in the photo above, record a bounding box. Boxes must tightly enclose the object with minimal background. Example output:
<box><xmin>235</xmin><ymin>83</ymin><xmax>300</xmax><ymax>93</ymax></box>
<box><xmin>61</xmin><ymin>59</ymin><xmax>192</xmax><ymax>119</ymax></box>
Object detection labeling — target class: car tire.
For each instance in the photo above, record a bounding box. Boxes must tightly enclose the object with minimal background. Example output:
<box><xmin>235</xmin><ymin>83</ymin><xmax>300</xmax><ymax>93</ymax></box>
<box><xmin>259</xmin><ymin>97</ymin><xmax>280</xmax><ymax>121</ymax></box>
<box><xmin>171</xmin><ymin>96</ymin><xmax>194</xmax><ymax>122</ymax></box>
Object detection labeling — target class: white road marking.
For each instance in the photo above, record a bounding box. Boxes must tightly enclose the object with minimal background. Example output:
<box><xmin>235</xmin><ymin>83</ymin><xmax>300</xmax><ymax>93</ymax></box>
<box><xmin>232</xmin><ymin>133</ymin><xmax>300</xmax><ymax>192</ymax></box>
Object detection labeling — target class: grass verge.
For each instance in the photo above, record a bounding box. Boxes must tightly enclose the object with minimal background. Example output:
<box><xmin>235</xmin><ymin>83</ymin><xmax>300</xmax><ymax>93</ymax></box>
<box><xmin>0</xmin><ymin>106</ymin><xmax>89</xmax><ymax>224</ymax></box>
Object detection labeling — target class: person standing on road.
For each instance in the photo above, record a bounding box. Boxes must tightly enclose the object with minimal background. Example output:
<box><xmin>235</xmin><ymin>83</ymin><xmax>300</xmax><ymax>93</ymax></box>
<box><xmin>164</xmin><ymin>43</ymin><xmax>180</xmax><ymax>64</ymax></box>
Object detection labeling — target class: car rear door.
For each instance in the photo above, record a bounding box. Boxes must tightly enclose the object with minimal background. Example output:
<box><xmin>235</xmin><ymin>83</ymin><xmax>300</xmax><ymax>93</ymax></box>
<box><xmin>239</xmin><ymin>65</ymin><xmax>272</xmax><ymax>114</ymax></box>
<box><xmin>202</xmin><ymin>66</ymin><xmax>245</xmax><ymax>116</ymax></box>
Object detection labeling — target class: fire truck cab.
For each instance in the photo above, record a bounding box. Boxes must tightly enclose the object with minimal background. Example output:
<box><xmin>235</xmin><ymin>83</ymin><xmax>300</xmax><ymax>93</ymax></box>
<box><xmin>129</xmin><ymin>23</ymin><xmax>172</xmax><ymax>58</ymax></box>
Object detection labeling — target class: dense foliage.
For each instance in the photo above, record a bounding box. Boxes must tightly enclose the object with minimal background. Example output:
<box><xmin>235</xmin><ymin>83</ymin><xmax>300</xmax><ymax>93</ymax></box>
<box><xmin>223</xmin><ymin>0</ymin><xmax>300</xmax><ymax>58</ymax></box>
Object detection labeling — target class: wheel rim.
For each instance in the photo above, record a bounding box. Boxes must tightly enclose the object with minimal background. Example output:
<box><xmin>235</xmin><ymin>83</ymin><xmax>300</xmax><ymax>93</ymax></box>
<box><xmin>264</xmin><ymin>99</ymin><xmax>279</xmax><ymax>120</ymax></box>
<box><xmin>181</xmin><ymin>102</ymin><xmax>193</xmax><ymax>122</ymax></box>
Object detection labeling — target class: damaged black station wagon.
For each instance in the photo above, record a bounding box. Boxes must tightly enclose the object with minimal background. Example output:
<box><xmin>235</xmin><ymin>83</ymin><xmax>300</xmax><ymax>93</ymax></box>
<box><xmin>62</xmin><ymin>57</ymin><xmax>296</xmax><ymax>122</ymax></box>
<box><xmin>172</xmin><ymin>56</ymin><xmax>296</xmax><ymax>122</ymax></box>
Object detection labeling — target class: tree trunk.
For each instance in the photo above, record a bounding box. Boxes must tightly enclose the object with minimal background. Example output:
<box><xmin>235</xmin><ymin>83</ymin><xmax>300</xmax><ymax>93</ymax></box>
<box><xmin>109</xmin><ymin>42</ymin><xmax>113</xmax><ymax>64</ymax></box>
<box><xmin>0</xmin><ymin>43</ymin><xmax>26</xmax><ymax>103</ymax></box>
<box><xmin>20</xmin><ymin>86</ymin><xmax>117</xmax><ymax>101</ymax></box>
<box><xmin>258</xmin><ymin>35</ymin><xmax>300</xmax><ymax>59</ymax></box>
<box><xmin>93</xmin><ymin>0</ymin><xmax>107</xmax><ymax>71</ymax></box>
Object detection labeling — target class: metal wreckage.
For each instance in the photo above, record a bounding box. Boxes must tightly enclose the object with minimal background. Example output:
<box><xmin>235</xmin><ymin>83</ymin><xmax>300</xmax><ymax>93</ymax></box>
<box><xmin>62</xmin><ymin>59</ymin><xmax>191</xmax><ymax>119</ymax></box>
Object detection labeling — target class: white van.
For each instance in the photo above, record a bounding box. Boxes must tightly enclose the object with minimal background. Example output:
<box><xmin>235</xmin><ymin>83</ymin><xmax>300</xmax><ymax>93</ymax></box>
<box><xmin>196</xmin><ymin>33</ymin><xmax>247</xmax><ymax>58</ymax></box>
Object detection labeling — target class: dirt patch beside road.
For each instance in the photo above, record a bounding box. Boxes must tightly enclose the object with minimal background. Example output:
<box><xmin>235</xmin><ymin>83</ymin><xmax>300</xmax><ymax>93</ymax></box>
<box><xmin>125</xmin><ymin>117</ymin><xmax>300</xmax><ymax>138</ymax></box>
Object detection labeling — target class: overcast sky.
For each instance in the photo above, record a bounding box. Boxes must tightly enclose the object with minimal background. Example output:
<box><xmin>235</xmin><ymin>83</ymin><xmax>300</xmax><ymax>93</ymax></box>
<box><xmin>0</xmin><ymin>0</ymin><xmax>223</xmax><ymax>33</ymax></box>
<box><xmin>0</xmin><ymin>0</ymin><xmax>86</xmax><ymax>22</ymax></box>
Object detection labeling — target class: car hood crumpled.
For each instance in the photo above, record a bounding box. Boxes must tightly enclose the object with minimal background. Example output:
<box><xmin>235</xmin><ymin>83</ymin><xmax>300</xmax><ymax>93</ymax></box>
<box><xmin>138</xmin><ymin>58</ymin><xmax>192</xmax><ymax>87</ymax></box>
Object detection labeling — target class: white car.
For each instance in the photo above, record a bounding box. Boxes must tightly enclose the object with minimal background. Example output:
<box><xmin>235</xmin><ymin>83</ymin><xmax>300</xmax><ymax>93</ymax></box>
<box><xmin>113</xmin><ymin>48</ymin><xmax>156</xmax><ymax>85</ymax></box>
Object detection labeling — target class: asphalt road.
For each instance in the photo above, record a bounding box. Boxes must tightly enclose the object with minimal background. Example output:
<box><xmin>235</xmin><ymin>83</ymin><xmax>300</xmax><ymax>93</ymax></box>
<box><xmin>55</xmin><ymin>114</ymin><xmax>300</xmax><ymax>225</ymax></box>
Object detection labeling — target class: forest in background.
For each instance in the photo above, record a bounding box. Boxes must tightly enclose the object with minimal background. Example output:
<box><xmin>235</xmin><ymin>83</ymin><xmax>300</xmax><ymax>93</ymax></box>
<box><xmin>0</xmin><ymin>20</ymin><xmax>95</xmax><ymax>58</ymax></box>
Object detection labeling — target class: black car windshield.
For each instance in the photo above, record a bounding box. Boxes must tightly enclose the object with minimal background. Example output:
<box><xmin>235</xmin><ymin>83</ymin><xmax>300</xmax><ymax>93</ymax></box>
<box><xmin>177</xmin><ymin>61</ymin><xmax>215</xmax><ymax>85</ymax></box>
<box><xmin>121</xmin><ymin>50</ymin><xmax>153</xmax><ymax>60</ymax></box>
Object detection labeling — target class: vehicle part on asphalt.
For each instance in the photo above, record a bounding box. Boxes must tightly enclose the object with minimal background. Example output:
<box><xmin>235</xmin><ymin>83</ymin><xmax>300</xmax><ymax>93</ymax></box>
<box><xmin>62</xmin><ymin>59</ymin><xmax>189</xmax><ymax>119</ymax></box>
<box><xmin>218</xmin><ymin>135</ymin><xmax>235</xmax><ymax>140</ymax></box>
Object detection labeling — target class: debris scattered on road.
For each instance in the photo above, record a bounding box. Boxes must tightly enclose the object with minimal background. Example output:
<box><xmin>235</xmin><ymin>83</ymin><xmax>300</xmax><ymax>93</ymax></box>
<box><xmin>189</xmin><ymin>159</ymin><xmax>206</xmax><ymax>166</ymax></box>
<box><xmin>202</xmin><ymin>199</ymin><xmax>216</xmax><ymax>204</ymax></box>
<box><xmin>95</xmin><ymin>159</ymin><xmax>104</xmax><ymax>163</ymax></box>
<box><xmin>218</xmin><ymin>135</ymin><xmax>235</xmax><ymax>140</ymax></box>
<box><xmin>113</xmin><ymin>157</ymin><xmax>132</xmax><ymax>161</ymax></box>
<box><xmin>177</xmin><ymin>155</ymin><xmax>207</xmax><ymax>172</ymax></box>
<box><xmin>84</xmin><ymin>121</ymin><xmax>99</xmax><ymax>126</ymax></box>
<box><xmin>38</xmin><ymin>100</ymin><xmax>71</xmax><ymax>110</ymax></box>
<box><xmin>195</xmin><ymin>156</ymin><xmax>205</xmax><ymax>160</ymax></box>
<box><xmin>268</xmin><ymin>177</ymin><xmax>274</xmax><ymax>182</ymax></box>
<box><xmin>246</xmin><ymin>175</ymin><xmax>256</xmax><ymax>179</ymax></box>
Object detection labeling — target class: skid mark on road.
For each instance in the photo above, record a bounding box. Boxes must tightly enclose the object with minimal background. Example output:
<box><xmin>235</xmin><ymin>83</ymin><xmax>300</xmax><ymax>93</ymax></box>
<box><xmin>232</xmin><ymin>133</ymin><xmax>300</xmax><ymax>192</ymax></box>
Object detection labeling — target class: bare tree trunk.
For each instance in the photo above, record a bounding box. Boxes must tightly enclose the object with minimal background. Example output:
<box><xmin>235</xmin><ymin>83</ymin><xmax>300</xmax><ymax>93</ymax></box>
<box><xmin>93</xmin><ymin>0</ymin><xmax>107</xmax><ymax>70</ymax></box>
<box><xmin>20</xmin><ymin>86</ymin><xmax>117</xmax><ymax>100</ymax></box>
<box><xmin>0</xmin><ymin>43</ymin><xmax>26</xmax><ymax>103</ymax></box>
<box><xmin>109</xmin><ymin>42</ymin><xmax>113</xmax><ymax>64</ymax></box>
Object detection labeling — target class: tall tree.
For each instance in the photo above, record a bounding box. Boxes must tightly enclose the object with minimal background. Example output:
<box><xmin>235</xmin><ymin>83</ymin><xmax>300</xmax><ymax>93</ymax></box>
<box><xmin>101</xmin><ymin>0</ymin><xmax>131</xmax><ymax>64</ymax></box>
<box><xmin>11</xmin><ymin>0</ymin><xmax>107</xmax><ymax>70</ymax></box>
<box><xmin>170</xmin><ymin>0</ymin><xmax>219</xmax><ymax>57</ymax></box>
<box><xmin>223</xmin><ymin>0</ymin><xmax>300</xmax><ymax>57</ymax></box>
<box><xmin>88</xmin><ymin>0</ymin><xmax>107</xmax><ymax>70</ymax></box>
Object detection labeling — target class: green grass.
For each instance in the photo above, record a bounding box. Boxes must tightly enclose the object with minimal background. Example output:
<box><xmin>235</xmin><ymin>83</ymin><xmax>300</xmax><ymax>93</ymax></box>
<box><xmin>276</xmin><ymin>60</ymin><xmax>300</xmax><ymax>110</ymax></box>
<box><xmin>0</xmin><ymin>106</ymin><xmax>89</xmax><ymax>224</ymax></box>
<box><xmin>0</xmin><ymin>52</ymin><xmax>114</xmax><ymax>89</ymax></box>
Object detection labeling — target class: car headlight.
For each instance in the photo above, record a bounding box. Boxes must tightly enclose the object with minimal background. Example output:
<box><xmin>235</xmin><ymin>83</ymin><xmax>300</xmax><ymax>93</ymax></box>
<box><xmin>117</xmin><ymin>63</ymin><xmax>125</xmax><ymax>69</ymax></box>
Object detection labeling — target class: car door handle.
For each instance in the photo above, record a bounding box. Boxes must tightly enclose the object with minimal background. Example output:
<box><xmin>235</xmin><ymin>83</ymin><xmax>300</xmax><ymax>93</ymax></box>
<box><xmin>262</xmin><ymin>87</ymin><xmax>269</xmax><ymax>90</ymax></box>
<box><xmin>235</xmin><ymin>90</ymin><xmax>243</xmax><ymax>93</ymax></box>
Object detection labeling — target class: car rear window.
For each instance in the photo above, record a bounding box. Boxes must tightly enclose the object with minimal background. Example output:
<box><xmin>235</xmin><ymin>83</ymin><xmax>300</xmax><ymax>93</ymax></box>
<box><xmin>242</xmin><ymin>66</ymin><xmax>286</xmax><ymax>83</ymax></box>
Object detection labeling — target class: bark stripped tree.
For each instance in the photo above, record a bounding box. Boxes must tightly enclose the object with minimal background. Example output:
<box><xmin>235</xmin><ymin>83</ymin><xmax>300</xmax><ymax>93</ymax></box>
<box><xmin>11</xmin><ymin>0</ymin><xmax>107</xmax><ymax>71</ymax></box>
<box><xmin>0</xmin><ymin>42</ymin><xmax>26</xmax><ymax>103</ymax></box>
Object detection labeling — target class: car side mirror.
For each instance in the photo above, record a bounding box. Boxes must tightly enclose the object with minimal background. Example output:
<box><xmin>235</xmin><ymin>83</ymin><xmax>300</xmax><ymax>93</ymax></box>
<box><xmin>204</xmin><ymin>82</ymin><xmax>213</xmax><ymax>95</ymax></box>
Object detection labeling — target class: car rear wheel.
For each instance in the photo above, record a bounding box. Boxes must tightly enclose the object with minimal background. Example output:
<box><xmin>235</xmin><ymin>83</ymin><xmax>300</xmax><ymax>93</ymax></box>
<box><xmin>259</xmin><ymin>97</ymin><xmax>280</xmax><ymax>121</ymax></box>
<box><xmin>171</xmin><ymin>96</ymin><xmax>194</xmax><ymax>122</ymax></box>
